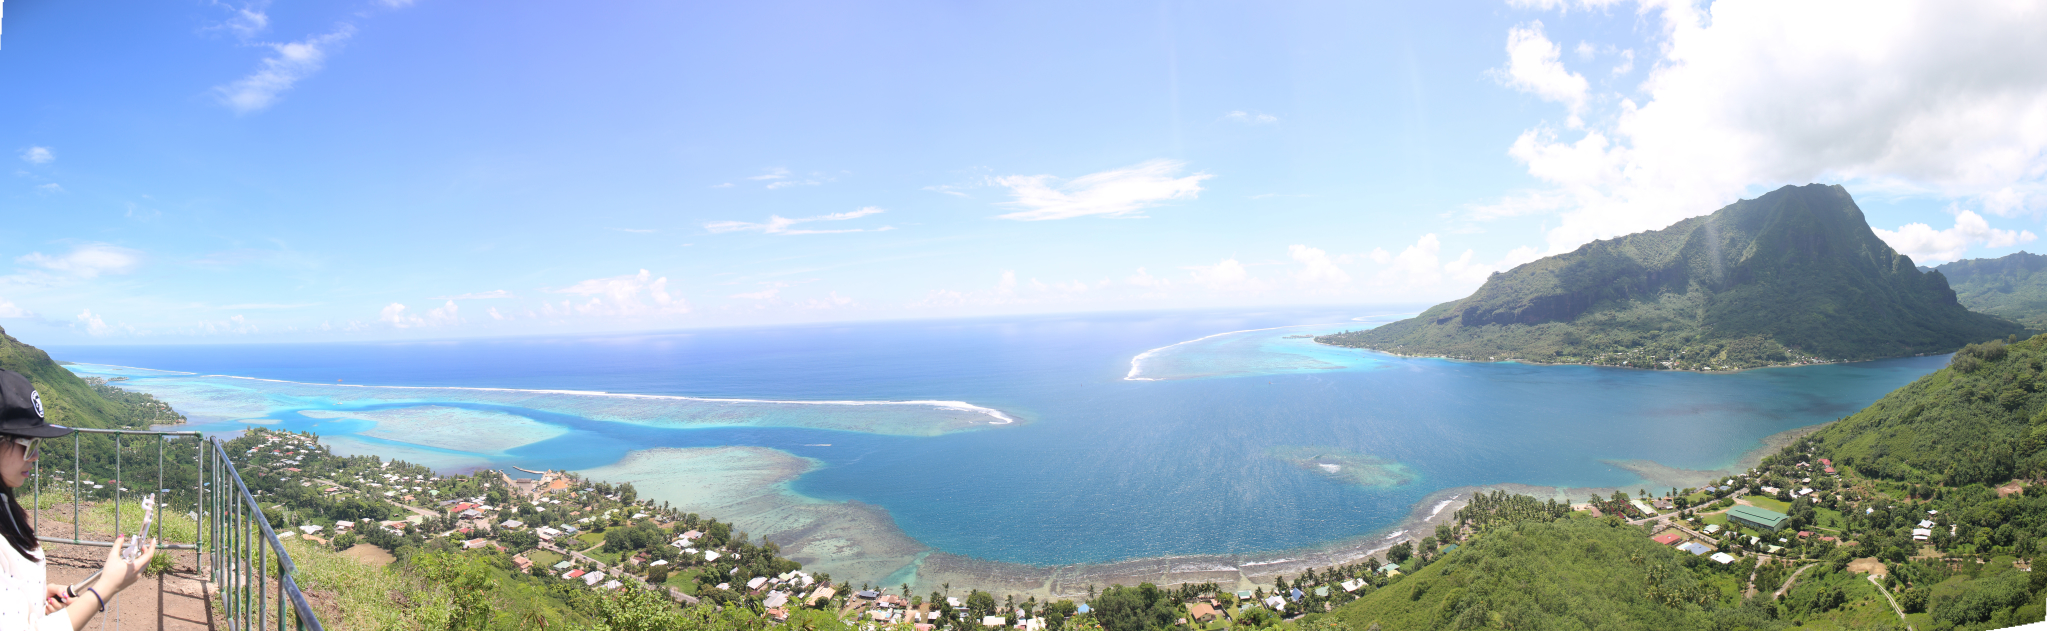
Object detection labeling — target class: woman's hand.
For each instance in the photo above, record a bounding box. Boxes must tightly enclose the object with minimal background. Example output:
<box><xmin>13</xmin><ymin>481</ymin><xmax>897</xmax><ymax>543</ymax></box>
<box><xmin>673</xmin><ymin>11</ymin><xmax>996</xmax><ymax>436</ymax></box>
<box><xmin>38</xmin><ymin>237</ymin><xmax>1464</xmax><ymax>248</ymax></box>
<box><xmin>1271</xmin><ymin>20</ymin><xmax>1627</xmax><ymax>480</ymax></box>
<box><xmin>96</xmin><ymin>535</ymin><xmax>158</xmax><ymax>594</ymax></box>
<box><xmin>42</xmin><ymin>583</ymin><xmax>71</xmax><ymax>615</ymax></box>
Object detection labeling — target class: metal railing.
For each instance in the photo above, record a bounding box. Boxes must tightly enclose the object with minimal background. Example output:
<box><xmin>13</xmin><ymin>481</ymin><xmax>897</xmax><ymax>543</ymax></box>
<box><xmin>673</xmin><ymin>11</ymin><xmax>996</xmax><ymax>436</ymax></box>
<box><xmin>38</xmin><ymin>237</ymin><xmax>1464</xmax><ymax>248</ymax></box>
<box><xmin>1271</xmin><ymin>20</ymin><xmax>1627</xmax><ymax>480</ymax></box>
<box><xmin>31</xmin><ymin>427</ymin><xmax>324</xmax><ymax>630</ymax></box>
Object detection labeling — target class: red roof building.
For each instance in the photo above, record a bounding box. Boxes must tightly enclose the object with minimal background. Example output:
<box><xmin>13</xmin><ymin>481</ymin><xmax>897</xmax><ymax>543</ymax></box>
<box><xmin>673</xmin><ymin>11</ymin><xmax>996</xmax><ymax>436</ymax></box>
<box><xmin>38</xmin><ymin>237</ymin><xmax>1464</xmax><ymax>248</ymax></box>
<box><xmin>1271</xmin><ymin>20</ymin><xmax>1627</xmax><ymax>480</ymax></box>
<box><xmin>1653</xmin><ymin>532</ymin><xmax>1684</xmax><ymax>545</ymax></box>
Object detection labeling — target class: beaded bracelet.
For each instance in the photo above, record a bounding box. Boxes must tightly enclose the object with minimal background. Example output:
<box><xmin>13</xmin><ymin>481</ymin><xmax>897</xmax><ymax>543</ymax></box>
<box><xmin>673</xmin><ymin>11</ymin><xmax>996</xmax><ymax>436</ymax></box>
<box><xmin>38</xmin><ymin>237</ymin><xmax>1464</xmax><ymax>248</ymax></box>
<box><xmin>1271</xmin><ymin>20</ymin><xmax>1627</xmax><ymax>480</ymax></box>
<box><xmin>84</xmin><ymin>587</ymin><xmax>104</xmax><ymax>612</ymax></box>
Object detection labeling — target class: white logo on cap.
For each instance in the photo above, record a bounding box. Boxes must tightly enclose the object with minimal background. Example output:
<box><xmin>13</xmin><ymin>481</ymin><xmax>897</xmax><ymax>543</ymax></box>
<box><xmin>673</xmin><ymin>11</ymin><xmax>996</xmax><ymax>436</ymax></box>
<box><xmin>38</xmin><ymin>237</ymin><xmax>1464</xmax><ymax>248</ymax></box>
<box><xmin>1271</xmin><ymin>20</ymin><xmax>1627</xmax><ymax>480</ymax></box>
<box><xmin>30</xmin><ymin>390</ymin><xmax>42</xmax><ymax>418</ymax></box>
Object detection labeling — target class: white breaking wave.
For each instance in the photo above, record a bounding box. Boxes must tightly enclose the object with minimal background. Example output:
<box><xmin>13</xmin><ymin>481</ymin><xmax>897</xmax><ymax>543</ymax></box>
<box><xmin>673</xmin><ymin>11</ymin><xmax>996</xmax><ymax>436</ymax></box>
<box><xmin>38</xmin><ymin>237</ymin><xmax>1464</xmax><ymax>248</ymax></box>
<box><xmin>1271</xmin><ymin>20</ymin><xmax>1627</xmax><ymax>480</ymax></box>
<box><xmin>68</xmin><ymin>363</ymin><xmax>199</xmax><ymax>376</ymax></box>
<box><xmin>1239</xmin><ymin>557</ymin><xmax>1298</xmax><ymax>567</ymax></box>
<box><xmin>110</xmin><ymin>368</ymin><xmax>1016</xmax><ymax>425</ymax></box>
<box><xmin>1383</xmin><ymin>529</ymin><xmax>1407</xmax><ymax>540</ymax></box>
<box><xmin>1123</xmin><ymin>324</ymin><xmax>1328</xmax><ymax>381</ymax></box>
<box><xmin>1428</xmin><ymin>498</ymin><xmax>1456</xmax><ymax>519</ymax></box>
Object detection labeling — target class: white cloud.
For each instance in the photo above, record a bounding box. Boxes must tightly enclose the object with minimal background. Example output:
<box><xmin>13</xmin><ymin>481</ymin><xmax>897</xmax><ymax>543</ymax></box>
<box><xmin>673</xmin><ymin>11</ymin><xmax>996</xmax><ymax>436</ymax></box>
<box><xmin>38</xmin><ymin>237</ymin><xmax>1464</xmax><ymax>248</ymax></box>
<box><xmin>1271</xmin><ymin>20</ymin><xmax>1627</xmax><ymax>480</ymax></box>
<box><xmin>551</xmin><ymin>269</ymin><xmax>691</xmax><ymax>316</ymax></box>
<box><xmin>748</xmin><ymin>167</ymin><xmax>790</xmax><ymax>181</ymax></box>
<box><xmin>33</xmin><ymin>184</ymin><xmax>63</xmax><ymax>194</ymax></box>
<box><xmin>379</xmin><ymin>300</ymin><xmax>462</xmax><ymax>328</ymax></box>
<box><xmin>799</xmin><ymin>292</ymin><xmax>856</xmax><ymax>310</ymax></box>
<box><xmin>1368</xmin><ymin>235</ymin><xmax>1541</xmax><ymax>288</ymax></box>
<box><xmin>992</xmin><ymin>160</ymin><xmax>1212</xmax><ymax>221</ymax></box>
<box><xmin>1498</xmin><ymin>21</ymin><xmax>1589</xmax><ymax>121</ymax></box>
<box><xmin>196</xmin><ymin>314</ymin><xmax>260</xmax><ymax>335</ymax></box>
<box><xmin>705</xmin><ymin>207</ymin><xmax>890</xmax><ymax>235</ymax></box>
<box><xmin>731</xmin><ymin>283</ymin><xmax>787</xmax><ymax>300</ymax></box>
<box><xmin>19</xmin><ymin>147</ymin><xmax>52</xmax><ymax>164</ymax></box>
<box><xmin>610</xmin><ymin>228</ymin><xmax>657</xmax><ymax>234</ymax></box>
<box><xmin>0</xmin><ymin>299</ymin><xmax>33</xmax><ymax>318</ymax></box>
<box><xmin>1611</xmin><ymin>49</ymin><xmax>1635</xmax><ymax>76</ymax></box>
<box><xmin>488</xmin><ymin>307</ymin><xmax>508</xmax><ymax>320</ymax></box>
<box><xmin>1186</xmin><ymin>258</ymin><xmax>1258</xmax><ymax>290</ymax></box>
<box><xmin>75</xmin><ymin>309</ymin><xmax>110</xmax><ymax>336</ymax></box>
<box><xmin>1126</xmin><ymin>267</ymin><xmax>1170</xmax><ymax>288</ymax></box>
<box><xmin>1873</xmin><ymin>210</ymin><xmax>2037</xmax><ymax>263</ymax></box>
<box><xmin>909</xmin><ymin>270</ymin><xmax>1108</xmax><ymax>308</ymax></box>
<box><xmin>923</xmin><ymin>184</ymin><xmax>972</xmax><ymax>198</ymax></box>
<box><xmin>1505</xmin><ymin>0</ymin><xmax>1626</xmax><ymax>10</ymax></box>
<box><xmin>435</xmin><ymin>290</ymin><xmax>515</xmax><ymax>300</ymax></box>
<box><xmin>1223</xmin><ymin>111</ymin><xmax>1279</xmax><ymax>124</ymax></box>
<box><xmin>1466</xmin><ymin>189</ymin><xmax>1572</xmax><ymax>220</ymax></box>
<box><xmin>1494</xmin><ymin>0</ymin><xmax>2047</xmax><ymax>254</ymax></box>
<box><xmin>17</xmin><ymin>244</ymin><xmax>143</xmax><ymax>278</ymax></box>
<box><xmin>219</xmin><ymin>2</ymin><xmax>270</xmax><ymax>39</ymax></box>
<box><xmin>1289</xmin><ymin>245</ymin><xmax>1351</xmax><ymax>287</ymax></box>
<box><xmin>215</xmin><ymin>25</ymin><xmax>355</xmax><ymax>114</ymax></box>
<box><xmin>217</xmin><ymin>302</ymin><xmax>320</xmax><ymax>310</ymax></box>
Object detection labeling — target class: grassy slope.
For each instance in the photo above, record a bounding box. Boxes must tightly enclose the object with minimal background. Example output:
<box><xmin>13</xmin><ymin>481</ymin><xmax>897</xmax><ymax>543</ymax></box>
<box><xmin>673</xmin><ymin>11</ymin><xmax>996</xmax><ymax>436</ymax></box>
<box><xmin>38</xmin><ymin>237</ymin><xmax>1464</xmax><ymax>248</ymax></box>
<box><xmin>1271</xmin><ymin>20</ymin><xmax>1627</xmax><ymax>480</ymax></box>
<box><xmin>0</xmin><ymin>325</ymin><xmax>150</xmax><ymax>430</ymax></box>
<box><xmin>1938</xmin><ymin>252</ymin><xmax>2047</xmax><ymax>330</ymax></box>
<box><xmin>1319</xmin><ymin>185</ymin><xmax>2019</xmax><ymax>369</ymax></box>
<box><xmin>1329</xmin><ymin>519</ymin><xmax>1779</xmax><ymax>631</ymax></box>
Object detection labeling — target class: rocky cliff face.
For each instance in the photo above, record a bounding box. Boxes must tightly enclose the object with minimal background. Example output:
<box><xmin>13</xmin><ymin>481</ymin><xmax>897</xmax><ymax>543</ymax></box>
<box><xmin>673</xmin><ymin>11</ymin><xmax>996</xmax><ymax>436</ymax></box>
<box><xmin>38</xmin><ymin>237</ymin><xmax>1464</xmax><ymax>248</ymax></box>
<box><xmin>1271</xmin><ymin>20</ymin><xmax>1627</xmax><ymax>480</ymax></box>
<box><xmin>1320</xmin><ymin>184</ymin><xmax>2019</xmax><ymax>369</ymax></box>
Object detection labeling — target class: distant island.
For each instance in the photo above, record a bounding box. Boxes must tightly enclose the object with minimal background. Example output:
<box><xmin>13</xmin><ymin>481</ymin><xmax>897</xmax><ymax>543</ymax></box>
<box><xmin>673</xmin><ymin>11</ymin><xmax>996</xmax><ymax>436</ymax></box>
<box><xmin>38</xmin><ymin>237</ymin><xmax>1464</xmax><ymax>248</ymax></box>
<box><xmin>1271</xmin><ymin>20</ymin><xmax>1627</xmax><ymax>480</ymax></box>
<box><xmin>1318</xmin><ymin>184</ymin><xmax>2021</xmax><ymax>371</ymax></box>
<box><xmin>1936</xmin><ymin>251</ymin><xmax>2047</xmax><ymax>331</ymax></box>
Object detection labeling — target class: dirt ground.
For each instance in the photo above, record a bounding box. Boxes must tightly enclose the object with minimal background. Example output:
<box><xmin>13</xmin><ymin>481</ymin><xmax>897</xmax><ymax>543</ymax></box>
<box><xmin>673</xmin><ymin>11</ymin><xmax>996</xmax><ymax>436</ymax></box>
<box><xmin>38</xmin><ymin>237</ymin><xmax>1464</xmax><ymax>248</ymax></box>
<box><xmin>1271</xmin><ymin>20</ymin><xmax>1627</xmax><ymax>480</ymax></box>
<box><xmin>1848</xmin><ymin>557</ymin><xmax>1888</xmax><ymax>577</ymax></box>
<box><xmin>32</xmin><ymin>513</ymin><xmax>215</xmax><ymax>630</ymax></box>
<box><xmin>341</xmin><ymin>543</ymin><xmax>396</xmax><ymax>567</ymax></box>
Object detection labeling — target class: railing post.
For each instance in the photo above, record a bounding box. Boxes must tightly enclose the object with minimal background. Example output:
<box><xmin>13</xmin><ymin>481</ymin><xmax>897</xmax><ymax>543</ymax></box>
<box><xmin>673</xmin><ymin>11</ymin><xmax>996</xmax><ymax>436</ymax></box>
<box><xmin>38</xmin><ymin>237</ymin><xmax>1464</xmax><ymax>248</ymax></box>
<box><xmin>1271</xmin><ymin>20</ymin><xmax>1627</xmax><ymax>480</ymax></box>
<box><xmin>72</xmin><ymin>433</ymin><xmax>80</xmax><ymax>537</ymax></box>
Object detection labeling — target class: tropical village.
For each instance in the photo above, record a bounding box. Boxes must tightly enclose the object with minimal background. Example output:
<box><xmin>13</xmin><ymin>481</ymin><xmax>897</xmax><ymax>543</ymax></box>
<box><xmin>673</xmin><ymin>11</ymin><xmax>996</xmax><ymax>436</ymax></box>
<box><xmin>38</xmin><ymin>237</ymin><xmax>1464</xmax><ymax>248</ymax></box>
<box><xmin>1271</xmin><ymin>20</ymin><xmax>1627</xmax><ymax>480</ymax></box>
<box><xmin>18</xmin><ymin>186</ymin><xmax>2047</xmax><ymax>629</ymax></box>
<box><xmin>23</xmin><ymin>331</ymin><xmax>2047</xmax><ymax>631</ymax></box>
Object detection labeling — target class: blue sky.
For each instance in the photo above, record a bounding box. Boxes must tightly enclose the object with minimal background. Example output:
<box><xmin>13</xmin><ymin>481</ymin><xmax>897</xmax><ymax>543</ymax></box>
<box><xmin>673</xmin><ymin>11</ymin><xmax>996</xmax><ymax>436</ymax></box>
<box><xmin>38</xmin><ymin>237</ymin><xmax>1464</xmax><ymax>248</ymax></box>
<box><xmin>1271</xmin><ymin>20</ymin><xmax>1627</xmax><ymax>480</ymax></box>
<box><xmin>4</xmin><ymin>0</ymin><xmax>2046</xmax><ymax>343</ymax></box>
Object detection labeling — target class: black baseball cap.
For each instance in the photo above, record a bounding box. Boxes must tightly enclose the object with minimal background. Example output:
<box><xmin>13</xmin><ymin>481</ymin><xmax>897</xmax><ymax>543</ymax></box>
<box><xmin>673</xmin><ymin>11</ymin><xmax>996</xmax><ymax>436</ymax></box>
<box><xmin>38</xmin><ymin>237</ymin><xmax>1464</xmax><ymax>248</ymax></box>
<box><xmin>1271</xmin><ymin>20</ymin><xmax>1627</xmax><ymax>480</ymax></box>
<box><xmin>0</xmin><ymin>370</ymin><xmax>75</xmax><ymax>438</ymax></box>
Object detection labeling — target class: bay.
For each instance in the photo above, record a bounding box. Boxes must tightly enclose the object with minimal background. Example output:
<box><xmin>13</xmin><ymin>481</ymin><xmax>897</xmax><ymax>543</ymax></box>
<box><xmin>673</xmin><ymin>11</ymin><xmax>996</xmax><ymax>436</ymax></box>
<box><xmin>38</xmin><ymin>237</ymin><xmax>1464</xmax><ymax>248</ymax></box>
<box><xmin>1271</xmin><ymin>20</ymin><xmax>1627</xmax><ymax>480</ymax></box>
<box><xmin>47</xmin><ymin>307</ymin><xmax>1945</xmax><ymax>574</ymax></box>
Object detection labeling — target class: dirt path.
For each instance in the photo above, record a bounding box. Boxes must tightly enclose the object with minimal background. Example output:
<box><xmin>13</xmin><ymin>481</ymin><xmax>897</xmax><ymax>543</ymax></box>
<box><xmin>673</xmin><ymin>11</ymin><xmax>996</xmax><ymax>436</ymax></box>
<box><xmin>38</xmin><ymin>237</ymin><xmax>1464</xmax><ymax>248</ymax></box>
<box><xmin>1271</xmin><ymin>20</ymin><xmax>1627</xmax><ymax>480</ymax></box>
<box><xmin>1867</xmin><ymin>575</ymin><xmax>1915</xmax><ymax>631</ymax></box>
<box><xmin>1773</xmin><ymin>563</ymin><xmax>1819</xmax><ymax>599</ymax></box>
<box><xmin>34</xmin><ymin>510</ymin><xmax>216</xmax><ymax>630</ymax></box>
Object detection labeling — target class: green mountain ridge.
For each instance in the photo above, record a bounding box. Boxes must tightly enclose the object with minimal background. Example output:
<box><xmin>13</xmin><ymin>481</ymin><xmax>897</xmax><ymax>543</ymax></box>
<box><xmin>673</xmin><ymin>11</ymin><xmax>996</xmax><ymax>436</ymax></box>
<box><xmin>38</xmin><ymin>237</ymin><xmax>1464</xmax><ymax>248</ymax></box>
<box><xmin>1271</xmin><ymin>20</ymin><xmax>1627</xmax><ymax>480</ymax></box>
<box><xmin>1317</xmin><ymin>184</ymin><xmax>2021</xmax><ymax>370</ymax></box>
<box><xmin>0</xmin><ymin>325</ymin><xmax>179</xmax><ymax>430</ymax></box>
<box><xmin>1936</xmin><ymin>252</ymin><xmax>2047</xmax><ymax>330</ymax></box>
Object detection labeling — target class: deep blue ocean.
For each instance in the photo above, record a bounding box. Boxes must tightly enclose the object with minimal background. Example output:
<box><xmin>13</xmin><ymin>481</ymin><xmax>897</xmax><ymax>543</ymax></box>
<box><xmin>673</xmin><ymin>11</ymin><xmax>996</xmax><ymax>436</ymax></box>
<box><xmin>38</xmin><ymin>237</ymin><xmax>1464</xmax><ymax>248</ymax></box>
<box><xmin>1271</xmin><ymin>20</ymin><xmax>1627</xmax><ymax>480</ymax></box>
<box><xmin>46</xmin><ymin>307</ymin><xmax>1948</xmax><ymax>567</ymax></box>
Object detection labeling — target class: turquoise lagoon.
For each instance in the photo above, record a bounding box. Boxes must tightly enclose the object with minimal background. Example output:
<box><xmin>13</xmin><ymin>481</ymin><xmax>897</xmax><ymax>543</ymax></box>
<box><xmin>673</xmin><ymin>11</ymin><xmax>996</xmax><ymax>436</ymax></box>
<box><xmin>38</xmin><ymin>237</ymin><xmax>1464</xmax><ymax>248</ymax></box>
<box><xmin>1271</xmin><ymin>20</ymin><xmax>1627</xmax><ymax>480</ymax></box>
<box><xmin>51</xmin><ymin>308</ymin><xmax>1948</xmax><ymax>570</ymax></box>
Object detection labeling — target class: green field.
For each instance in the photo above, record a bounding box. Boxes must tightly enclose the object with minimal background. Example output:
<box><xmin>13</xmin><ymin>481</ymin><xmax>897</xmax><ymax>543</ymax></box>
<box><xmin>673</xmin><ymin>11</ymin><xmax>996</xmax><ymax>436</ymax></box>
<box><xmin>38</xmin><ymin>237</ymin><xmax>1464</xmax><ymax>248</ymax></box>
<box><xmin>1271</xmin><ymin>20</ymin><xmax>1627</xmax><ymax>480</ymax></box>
<box><xmin>574</xmin><ymin>531</ymin><xmax>605</xmax><ymax>549</ymax></box>
<box><xmin>1741</xmin><ymin>495</ymin><xmax>1792</xmax><ymax>513</ymax></box>
<box><xmin>525</xmin><ymin>549</ymin><xmax>563</xmax><ymax>568</ymax></box>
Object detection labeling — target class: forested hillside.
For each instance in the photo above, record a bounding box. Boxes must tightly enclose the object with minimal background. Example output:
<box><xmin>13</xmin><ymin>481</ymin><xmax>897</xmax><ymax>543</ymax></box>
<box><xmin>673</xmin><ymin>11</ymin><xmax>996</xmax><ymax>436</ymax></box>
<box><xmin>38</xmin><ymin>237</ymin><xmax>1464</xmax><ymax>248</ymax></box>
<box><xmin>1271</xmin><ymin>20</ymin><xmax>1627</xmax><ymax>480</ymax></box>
<box><xmin>1938</xmin><ymin>252</ymin><xmax>2047</xmax><ymax>330</ymax></box>
<box><xmin>0</xmin><ymin>325</ymin><xmax>181</xmax><ymax>429</ymax></box>
<box><xmin>1816</xmin><ymin>334</ymin><xmax>2047</xmax><ymax>488</ymax></box>
<box><xmin>1327</xmin><ymin>334</ymin><xmax>2047</xmax><ymax>631</ymax></box>
<box><xmin>1319</xmin><ymin>184</ymin><xmax>2019</xmax><ymax>370</ymax></box>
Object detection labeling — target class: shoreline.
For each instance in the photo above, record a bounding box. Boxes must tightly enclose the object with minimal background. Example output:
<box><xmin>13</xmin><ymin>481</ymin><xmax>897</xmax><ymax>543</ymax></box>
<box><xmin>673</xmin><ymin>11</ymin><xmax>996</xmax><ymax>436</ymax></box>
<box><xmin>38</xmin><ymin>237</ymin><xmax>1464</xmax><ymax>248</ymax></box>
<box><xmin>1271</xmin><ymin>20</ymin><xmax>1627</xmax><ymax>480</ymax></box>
<box><xmin>585</xmin><ymin>422</ymin><xmax>1822</xmax><ymax>600</ymax></box>
<box><xmin>1309</xmin><ymin>342</ymin><xmax>1935</xmax><ymax>374</ymax></box>
<box><xmin>88</xmin><ymin>356</ymin><xmax>1832</xmax><ymax>598</ymax></box>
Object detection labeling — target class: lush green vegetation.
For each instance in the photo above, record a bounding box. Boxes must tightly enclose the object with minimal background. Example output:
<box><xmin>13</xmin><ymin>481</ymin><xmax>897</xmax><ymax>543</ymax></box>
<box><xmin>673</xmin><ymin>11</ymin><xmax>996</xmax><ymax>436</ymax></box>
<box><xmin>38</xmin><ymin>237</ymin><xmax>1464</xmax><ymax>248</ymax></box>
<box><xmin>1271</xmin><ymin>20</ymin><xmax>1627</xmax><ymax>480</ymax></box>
<box><xmin>1322</xmin><ymin>332</ymin><xmax>2047</xmax><ymax>631</ymax></box>
<box><xmin>1817</xmin><ymin>335</ymin><xmax>2047</xmax><ymax>486</ymax></box>
<box><xmin>1330</xmin><ymin>519</ymin><xmax>1781</xmax><ymax>630</ymax></box>
<box><xmin>1938</xmin><ymin>251</ymin><xmax>2047</xmax><ymax>330</ymax></box>
<box><xmin>0</xmin><ymin>326</ymin><xmax>183</xmax><ymax>430</ymax></box>
<box><xmin>1318</xmin><ymin>185</ymin><xmax>2019</xmax><ymax>369</ymax></box>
